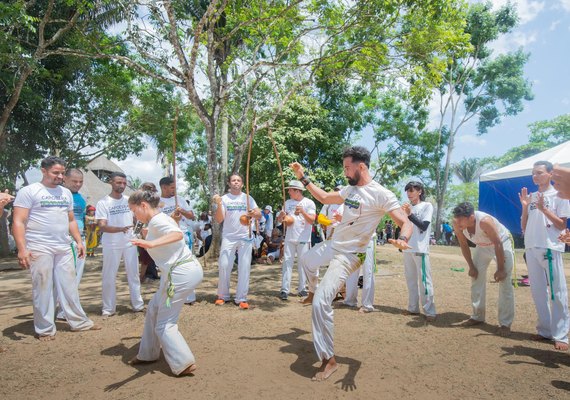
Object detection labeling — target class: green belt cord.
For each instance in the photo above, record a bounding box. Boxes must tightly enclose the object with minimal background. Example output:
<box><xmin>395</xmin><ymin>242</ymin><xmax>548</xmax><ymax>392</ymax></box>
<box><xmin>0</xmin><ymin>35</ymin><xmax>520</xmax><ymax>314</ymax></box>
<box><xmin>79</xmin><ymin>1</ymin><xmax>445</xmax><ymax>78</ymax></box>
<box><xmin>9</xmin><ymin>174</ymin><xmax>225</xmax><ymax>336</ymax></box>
<box><xmin>509</xmin><ymin>234</ymin><xmax>518</xmax><ymax>289</ymax></box>
<box><xmin>166</xmin><ymin>256</ymin><xmax>193</xmax><ymax>308</ymax></box>
<box><xmin>546</xmin><ymin>249</ymin><xmax>554</xmax><ymax>301</ymax></box>
<box><xmin>70</xmin><ymin>242</ymin><xmax>77</xmax><ymax>269</ymax></box>
<box><xmin>421</xmin><ymin>253</ymin><xmax>428</xmax><ymax>296</ymax></box>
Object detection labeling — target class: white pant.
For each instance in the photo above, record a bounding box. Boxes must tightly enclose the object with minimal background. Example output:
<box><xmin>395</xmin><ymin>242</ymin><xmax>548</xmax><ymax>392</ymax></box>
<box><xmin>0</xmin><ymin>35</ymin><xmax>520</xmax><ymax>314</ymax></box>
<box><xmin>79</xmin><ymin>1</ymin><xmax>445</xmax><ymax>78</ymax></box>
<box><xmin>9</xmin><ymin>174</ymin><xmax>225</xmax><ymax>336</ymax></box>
<box><xmin>74</xmin><ymin>238</ymin><xmax>87</xmax><ymax>286</ymax></box>
<box><xmin>300</xmin><ymin>241</ymin><xmax>333</xmax><ymax>293</ymax></box>
<box><xmin>29</xmin><ymin>249</ymin><xmax>94</xmax><ymax>336</ymax></box>
<box><xmin>281</xmin><ymin>240</ymin><xmax>310</xmax><ymax>294</ymax></box>
<box><xmin>217</xmin><ymin>237</ymin><xmax>253</xmax><ymax>303</ymax></box>
<box><xmin>312</xmin><ymin>250</ymin><xmax>362</xmax><ymax>360</ymax></box>
<box><xmin>137</xmin><ymin>260</ymin><xmax>203</xmax><ymax>375</ymax></box>
<box><xmin>56</xmin><ymin>238</ymin><xmax>87</xmax><ymax>320</ymax></box>
<box><xmin>345</xmin><ymin>239</ymin><xmax>376</xmax><ymax>311</ymax></box>
<box><xmin>403</xmin><ymin>252</ymin><xmax>436</xmax><ymax>317</ymax></box>
<box><xmin>102</xmin><ymin>245</ymin><xmax>144</xmax><ymax>315</ymax></box>
<box><xmin>526</xmin><ymin>247</ymin><xmax>569</xmax><ymax>343</ymax></box>
<box><xmin>470</xmin><ymin>243</ymin><xmax>515</xmax><ymax>327</ymax></box>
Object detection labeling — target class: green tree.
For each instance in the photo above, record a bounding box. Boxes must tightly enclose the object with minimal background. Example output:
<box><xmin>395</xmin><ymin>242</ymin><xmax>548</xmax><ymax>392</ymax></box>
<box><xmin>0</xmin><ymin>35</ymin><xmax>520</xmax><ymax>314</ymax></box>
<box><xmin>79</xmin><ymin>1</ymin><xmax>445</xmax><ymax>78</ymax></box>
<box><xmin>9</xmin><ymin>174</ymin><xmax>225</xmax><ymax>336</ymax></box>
<box><xmin>445</xmin><ymin>182</ymin><xmax>478</xmax><ymax>219</ymax></box>
<box><xmin>490</xmin><ymin>113</ymin><xmax>570</xmax><ymax>168</ymax></box>
<box><xmin>452</xmin><ymin>157</ymin><xmax>486</xmax><ymax>183</ymax></box>
<box><xmin>432</xmin><ymin>1</ymin><xmax>533</xmax><ymax>239</ymax></box>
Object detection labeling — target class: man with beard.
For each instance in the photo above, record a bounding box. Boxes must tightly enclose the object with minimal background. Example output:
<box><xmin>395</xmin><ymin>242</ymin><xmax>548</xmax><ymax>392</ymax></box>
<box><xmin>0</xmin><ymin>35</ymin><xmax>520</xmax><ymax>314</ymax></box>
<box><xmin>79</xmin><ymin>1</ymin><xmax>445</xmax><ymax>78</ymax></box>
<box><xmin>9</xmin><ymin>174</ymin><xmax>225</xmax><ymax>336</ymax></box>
<box><xmin>96</xmin><ymin>172</ymin><xmax>144</xmax><ymax>317</ymax></box>
<box><xmin>290</xmin><ymin>146</ymin><xmax>412</xmax><ymax>381</ymax></box>
<box><xmin>13</xmin><ymin>156</ymin><xmax>100</xmax><ymax>340</ymax></box>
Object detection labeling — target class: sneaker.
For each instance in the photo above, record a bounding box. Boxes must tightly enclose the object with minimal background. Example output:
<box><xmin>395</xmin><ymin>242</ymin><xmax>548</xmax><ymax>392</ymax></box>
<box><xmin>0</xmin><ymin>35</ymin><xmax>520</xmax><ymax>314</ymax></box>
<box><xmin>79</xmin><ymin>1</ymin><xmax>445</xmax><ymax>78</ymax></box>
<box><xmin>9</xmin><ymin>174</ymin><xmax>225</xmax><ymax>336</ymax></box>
<box><xmin>279</xmin><ymin>291</ymin><xmax>288</xmax><ymax>301</ymax></box>
<box><xmin>298</xmin><ymin>290</ymin><xmax>308</xmax><ymax>297</ymax></box>
<box><xmin>214</xmin><ymin>298</ymin><xmax>225</xmax><ymax>305</ymax></box>
<box><xmin>238</xmin><ymin>302</ymin><xmax>249</xmax><ymax>310</ymax></box>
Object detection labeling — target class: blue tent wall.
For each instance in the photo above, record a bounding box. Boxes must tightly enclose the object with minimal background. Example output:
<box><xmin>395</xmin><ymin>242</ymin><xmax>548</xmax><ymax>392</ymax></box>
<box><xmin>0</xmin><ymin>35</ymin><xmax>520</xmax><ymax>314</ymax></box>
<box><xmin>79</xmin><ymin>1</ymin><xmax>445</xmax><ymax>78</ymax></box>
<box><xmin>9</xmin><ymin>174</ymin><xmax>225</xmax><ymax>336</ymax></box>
<box><xmin>479</xmin><ymin>176</ymin><xmax>534</xmax><ymax>235</ymax></box>
<box><xmin>479</xmin><ymin>177</ymin><xmax>570</xmax><ymax>236</ymax></box>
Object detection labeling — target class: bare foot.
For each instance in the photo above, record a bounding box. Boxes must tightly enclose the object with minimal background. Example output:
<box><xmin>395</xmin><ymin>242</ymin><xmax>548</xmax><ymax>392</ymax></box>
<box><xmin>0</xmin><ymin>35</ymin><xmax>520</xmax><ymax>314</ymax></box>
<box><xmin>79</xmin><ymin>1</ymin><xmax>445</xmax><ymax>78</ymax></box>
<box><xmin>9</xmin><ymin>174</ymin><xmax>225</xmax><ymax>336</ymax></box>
<box><xmin>554</xmin><ymin>341</ymin><xmax>569</xmax><ymax>351</ymax></box>
<box><xmin>460</xmin><ymin>318</ymin><xmax>483</xmax><ymax>327</ymax></box>
<box><xmin>71</xmin><ymin>324</ymin><xmax>102</xmax><ymax>332</ymax></box>
<box><xmin>497</xmin><ymin>325</ymin><xmax>511</xmax><ymax>337</ymax></box>
<box><xmin>402</xmin><ymin>310</ymin><xmax>420</xmax><ymax>316</ymax></box>
<box><xmin>530</xmin><ymin>334</ymin><xmax>551</xmax><ymax>342</ymax></box>
<box><xmin>299</xmin><ymin>292</ymin><xmax>314</xmax><ymax>306</ymax></box>
<box><xmin>129</xmin><ymin>356</ymin><xmax>157</xmax><ymax>366</ymax></box>
<box><xmin>312</xmin><ymin>357</ymin><xmax>338</xmax><ymax>382</ymax></box>
<box><xmin>178</xmin><ymin>364</ymin><xmax>197</xmax><ymax>376</ymax></box>
<box><xmin>36</xmin><ymin>335</ymin><xmax>55</xmax><ymax>342</ymax></box>
<box><xmin>359</xmin><ymin>307</ymin><xmax>374</xmax><ymax>314</ymax></box>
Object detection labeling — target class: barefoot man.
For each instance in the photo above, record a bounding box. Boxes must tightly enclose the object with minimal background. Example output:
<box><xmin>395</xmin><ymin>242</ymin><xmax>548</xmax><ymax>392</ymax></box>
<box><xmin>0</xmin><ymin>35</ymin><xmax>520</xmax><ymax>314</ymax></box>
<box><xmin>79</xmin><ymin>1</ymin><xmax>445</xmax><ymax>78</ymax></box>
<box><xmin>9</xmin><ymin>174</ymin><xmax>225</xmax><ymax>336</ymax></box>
<box><xmin>12</xmin><ymin>156</ymin><xmax>100</xmax><ymax>340</ymax></box>
<box><xmin>453</xmin><ymin>202</ymin><xmax>514</xmax><ymax>336</ymax></box>
<box><xmin>520</xmin><ymin>161</ymin><xmax>570</xmax><ymax>351</ymax></box>
<box><xmin>290</xmin><ymin>146</ymin><xmax>412</xmax><ymax>381</ymax></box>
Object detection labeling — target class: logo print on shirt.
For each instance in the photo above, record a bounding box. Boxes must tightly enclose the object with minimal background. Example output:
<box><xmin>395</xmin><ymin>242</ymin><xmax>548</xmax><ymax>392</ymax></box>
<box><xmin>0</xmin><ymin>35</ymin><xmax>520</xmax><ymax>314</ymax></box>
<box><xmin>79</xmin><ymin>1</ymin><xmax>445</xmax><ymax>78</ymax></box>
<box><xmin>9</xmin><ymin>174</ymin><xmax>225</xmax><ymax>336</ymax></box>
<box><xmin>344</xmin><ymin>198</ymin><xmax>361</xmax><ymax>210</ymax></box>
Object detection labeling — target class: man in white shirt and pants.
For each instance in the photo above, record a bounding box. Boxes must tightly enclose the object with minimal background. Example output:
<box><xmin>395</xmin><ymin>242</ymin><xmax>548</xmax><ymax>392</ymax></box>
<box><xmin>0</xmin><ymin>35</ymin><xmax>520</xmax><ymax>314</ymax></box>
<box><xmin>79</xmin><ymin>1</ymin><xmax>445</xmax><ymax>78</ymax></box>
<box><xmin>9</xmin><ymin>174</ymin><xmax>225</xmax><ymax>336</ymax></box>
<box><xmin>277</xmin><ymin>180</ymin><xmax>316</xmax><ymax>301</ymax></box>
<box><xmin>212</xmin><ymin>173</ymin><xmax>261</xmax><ymax>310</ymax></box>
<box><xmin>290</xmin><ymin>146</ymin><xmax>411</xmax><ymax>381</ymax></box>
<box><xmin>96</xmin><ymin>172</ymin><xmax>144</xmax><ymax>317</ymax></box>
<box><xmin>13</xmin><ymin>156</ymin><xmax>99</xmax><ymax>340</ymax></box>
<box><xmin>520</xmin><ymin>160</ymin><xmax>570</xmax><ymax>351</ymax></box>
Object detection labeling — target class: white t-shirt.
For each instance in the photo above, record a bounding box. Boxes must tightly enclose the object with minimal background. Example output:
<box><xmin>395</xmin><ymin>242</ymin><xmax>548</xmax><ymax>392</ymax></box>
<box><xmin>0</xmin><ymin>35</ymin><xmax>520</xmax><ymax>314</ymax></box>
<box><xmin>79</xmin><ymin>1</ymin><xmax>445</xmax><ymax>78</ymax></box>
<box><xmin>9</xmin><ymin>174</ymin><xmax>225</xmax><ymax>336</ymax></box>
<box><xmin>333</xmin><ymin>181</ymin><xmax>400</xmax><ymax>253</ymax></box>
<box><xmin>462</xmin><ymin>211</ymin><xmax>510</xmax><ymax>247</ymax></box>
<box><xmin>145</xmin><ymin>213</ymin><xmax>192</xmax><ymax>273</ymax></box>
<box><xmin>96</xmin><ymin>195</ymin><xmax>134</xmax><ymax>248</ymax></box>
<box><xmin>524</xmin><ymin>187</ymin><xmax>570</xmax><ymax>252</ymax></box>
<box><xmin>284</xmin><ymin>197</ymin><xmax>316</xmax><ymax>242</ymax></box>
<box><xmin>160</xmin><ymin>195</ymin><xmax>191</xmax><ymax>216</ymax></box>
<box><xmin>14</xmin><ymin>182</ymin><xmax>73</xmax><ymax>253</ymax></box>
<box><xmin>404</xmin><ymin>201</ymin><xmax>433</xmax><ymax>254</ymax></box>
<box><xmin>221</xmin><ymin>192</ymin><xmax>258</xmax><ymax>240</ymax></box>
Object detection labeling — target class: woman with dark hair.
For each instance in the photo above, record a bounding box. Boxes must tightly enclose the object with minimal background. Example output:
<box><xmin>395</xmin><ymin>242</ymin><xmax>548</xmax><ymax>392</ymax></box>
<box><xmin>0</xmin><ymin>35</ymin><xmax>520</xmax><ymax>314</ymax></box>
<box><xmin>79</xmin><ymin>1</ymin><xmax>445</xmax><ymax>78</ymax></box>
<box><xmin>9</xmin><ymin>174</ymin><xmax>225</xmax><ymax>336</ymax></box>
<box><xmin>128</xmin><ymin>190</ymin><xmax>203</xmax><ymax>376</ymax></box>
<box><xmin>401</xmin><ymin>181</ymin><xmax>436</xmax><ymax>321</ymax></box>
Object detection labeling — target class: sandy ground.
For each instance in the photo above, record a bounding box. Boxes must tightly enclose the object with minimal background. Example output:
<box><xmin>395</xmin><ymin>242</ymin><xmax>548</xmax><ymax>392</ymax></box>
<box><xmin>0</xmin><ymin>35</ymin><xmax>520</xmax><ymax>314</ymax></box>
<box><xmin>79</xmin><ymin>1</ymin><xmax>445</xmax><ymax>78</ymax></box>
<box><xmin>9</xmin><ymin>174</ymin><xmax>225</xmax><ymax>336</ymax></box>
<box><xmin>1</xmin><ymin>244</ymin><xmax>569</xmax><ymax>400</ymax></box>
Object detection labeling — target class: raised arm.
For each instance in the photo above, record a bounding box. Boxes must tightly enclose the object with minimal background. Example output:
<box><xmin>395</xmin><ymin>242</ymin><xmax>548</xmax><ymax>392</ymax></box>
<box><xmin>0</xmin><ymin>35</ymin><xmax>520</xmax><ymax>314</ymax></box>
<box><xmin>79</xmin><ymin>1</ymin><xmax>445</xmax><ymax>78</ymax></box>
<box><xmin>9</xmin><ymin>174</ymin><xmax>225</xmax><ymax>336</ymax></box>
<box><xmin>290</xmin><ymin>162</ymin><xmax>343</xmax><ymax>205</ymax></box>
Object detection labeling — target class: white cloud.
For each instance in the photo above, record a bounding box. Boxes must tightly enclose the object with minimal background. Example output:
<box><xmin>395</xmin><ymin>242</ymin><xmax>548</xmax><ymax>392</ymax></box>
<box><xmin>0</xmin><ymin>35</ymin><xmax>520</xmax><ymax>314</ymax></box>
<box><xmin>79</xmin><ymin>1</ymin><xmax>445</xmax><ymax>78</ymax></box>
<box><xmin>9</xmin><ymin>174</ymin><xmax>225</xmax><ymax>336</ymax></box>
<box><xmin>549</xmin><ymin>20</ymin><xmax>561</xmax><ymax>30</ymax></box>
<box><xmin>489</xmin><ymin>0</ymin><xmax>545</xmax><ymax>24</ymax></box>
<box><xmin>458</xmin><ymin>134</ymin><xmax>487</xmax><ymax>146</ymax></box>
<box><xmin>490</xmin><ymin>30</ymin><xmax>537</xmax><ymax>54</ymax></box>
<box><xmin>558</xmin><ymin>0</ymin><xmax>570</xmax><ymax>12</ymax></box>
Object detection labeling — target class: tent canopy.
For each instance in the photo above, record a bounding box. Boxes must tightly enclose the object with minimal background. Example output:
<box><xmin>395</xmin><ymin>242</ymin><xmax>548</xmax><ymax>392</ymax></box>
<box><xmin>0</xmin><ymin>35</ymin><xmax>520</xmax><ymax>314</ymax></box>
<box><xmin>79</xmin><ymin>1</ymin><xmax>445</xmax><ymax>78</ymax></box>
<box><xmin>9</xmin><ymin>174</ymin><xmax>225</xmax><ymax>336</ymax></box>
<box><xmin>479</xmin><ymin>141</ymin><xmax>570</xmax><ymax>236</ymax></box>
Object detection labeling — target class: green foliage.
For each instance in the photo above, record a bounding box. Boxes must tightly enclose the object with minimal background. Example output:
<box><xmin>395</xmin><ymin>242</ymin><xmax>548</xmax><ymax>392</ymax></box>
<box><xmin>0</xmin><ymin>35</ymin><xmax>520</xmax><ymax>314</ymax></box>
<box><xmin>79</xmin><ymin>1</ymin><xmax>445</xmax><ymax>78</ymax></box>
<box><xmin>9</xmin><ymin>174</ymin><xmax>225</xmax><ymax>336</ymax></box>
<box><xmin>452</xmin><ymin>157</ymin><xmax>486</xmax><ymax>183</ymax></box>
<box><xmin>371</xmin><ymin>91</ymin><xmax>445</xmax><ymax>188</ymax></box>
<box><xmin>248</xmin><ymin>95</ymin><xmax>348</xmax><ymax>209</ymax></box>
<box><xmin>445</xmin><ymin>182</ymin><xmax>478</xmax><ymax>219</ymax></box>
<box><xmin>489</xmin><ymin>113</ymin><xmax>570</xmax><ymax>168</ymax></box>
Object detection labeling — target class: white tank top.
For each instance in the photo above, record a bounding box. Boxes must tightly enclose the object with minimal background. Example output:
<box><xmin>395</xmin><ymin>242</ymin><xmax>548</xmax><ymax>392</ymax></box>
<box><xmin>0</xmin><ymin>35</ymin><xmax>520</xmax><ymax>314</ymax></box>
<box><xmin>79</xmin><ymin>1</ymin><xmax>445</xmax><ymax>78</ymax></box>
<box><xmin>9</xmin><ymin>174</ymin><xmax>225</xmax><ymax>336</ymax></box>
<box><xmin>462</xmin><ymin>211</ymin><xmax>510</xmax><ymax>247</ymax></box>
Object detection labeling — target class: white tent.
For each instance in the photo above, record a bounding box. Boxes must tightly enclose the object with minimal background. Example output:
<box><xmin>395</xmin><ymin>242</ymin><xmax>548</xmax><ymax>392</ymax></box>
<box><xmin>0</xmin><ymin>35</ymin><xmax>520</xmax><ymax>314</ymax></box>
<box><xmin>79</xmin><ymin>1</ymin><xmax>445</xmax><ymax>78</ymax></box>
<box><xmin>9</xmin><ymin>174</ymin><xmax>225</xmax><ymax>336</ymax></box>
<box><xmin>479</xmin><ymin>140</ymin><xmax>570</xmax><ymax>235</ymax></box>
<box><xmin>480</xmin><ymin>140</ymin><xmax>570</xmax><ymax>181</ymax></box>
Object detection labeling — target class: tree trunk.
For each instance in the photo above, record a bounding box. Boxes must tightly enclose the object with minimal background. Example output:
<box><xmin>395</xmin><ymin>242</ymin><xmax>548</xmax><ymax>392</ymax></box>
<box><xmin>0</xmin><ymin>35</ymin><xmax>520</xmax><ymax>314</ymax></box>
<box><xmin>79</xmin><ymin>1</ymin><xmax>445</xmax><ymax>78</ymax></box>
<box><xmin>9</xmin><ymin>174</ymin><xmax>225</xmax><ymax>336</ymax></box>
<box><xmin>0</xmin><ymin>65</ymin><xmax>34</xmax><ymax>148</ymax></box>
<box><xmin>0</xmin><ymin>214</ymin><xmax>10</xmax><ymax>257</ymax></box>
<box><xmin>435</xmin><ymin>130</ymin><xmax>457</xmax><ymax>243</ymax></box>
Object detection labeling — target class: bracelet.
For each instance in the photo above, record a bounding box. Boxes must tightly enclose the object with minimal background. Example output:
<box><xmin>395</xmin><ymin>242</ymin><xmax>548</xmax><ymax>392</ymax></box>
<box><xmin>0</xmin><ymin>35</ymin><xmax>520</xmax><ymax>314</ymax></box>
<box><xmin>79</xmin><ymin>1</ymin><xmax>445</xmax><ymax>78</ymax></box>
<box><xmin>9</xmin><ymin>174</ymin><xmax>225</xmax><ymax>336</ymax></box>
<box><xmin>300</xmin><ymin>175</ymin><xmax>311</xmax><ymax>186</ymax></box>
<box><xmin>398</xmin><ymin>235</ymin><xmax>409</xmax><ymax>243</ymax></box>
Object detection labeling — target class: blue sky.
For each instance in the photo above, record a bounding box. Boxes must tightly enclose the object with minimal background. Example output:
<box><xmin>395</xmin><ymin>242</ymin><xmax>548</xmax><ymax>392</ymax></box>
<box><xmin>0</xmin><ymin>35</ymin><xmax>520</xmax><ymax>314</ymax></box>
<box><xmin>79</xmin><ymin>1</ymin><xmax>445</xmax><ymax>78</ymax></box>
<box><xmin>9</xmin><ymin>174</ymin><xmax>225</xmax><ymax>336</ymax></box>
<box><xmin>26</xmin><ymin>1</ymin><xmax>567</xmax><ymax>193</ymax></box>
<box><xmin>449</xmin><ymin>0</ymin><xmax>570</xmax><ymax>160</ymax></box>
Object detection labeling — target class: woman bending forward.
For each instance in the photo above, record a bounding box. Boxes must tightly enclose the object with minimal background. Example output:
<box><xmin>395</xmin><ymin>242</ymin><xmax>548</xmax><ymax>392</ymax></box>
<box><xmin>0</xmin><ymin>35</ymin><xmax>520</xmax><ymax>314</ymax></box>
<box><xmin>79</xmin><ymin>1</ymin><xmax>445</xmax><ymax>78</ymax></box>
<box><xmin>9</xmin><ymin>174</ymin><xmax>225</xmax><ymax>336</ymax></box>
<box><xmin>128</xmin><ymin>190</ymin><xmax>203</xmax><ymax>376</ymax></box>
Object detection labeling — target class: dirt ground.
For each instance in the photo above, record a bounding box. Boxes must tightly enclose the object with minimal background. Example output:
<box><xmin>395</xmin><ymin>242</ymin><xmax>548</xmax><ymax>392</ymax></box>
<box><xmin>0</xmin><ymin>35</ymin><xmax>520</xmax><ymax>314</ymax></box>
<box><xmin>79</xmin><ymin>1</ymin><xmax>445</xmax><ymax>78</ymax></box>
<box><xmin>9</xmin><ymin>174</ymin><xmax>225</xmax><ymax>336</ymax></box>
<box><xmin>1</xmin><ymin>244</ymin><xmax>569</xmax><ymax>400</ymax></box>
